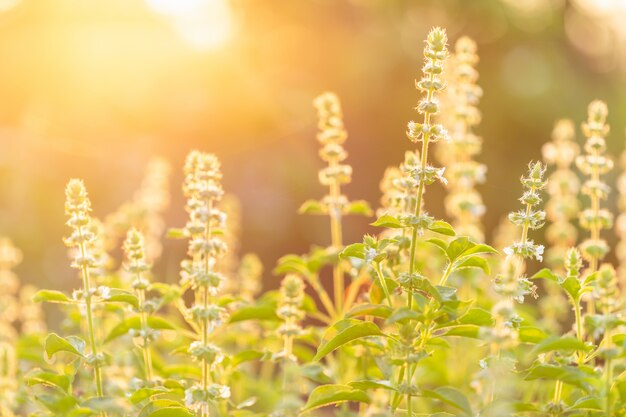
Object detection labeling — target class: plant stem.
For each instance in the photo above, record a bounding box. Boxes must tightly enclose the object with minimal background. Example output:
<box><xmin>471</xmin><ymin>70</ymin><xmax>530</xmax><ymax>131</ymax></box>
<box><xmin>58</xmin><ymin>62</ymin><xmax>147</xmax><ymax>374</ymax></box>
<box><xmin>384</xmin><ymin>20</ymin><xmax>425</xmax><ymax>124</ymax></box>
<box><xmin>439</xmin><ymin>263</ymin><xmax>453</xmax><ymax>286</ymax></box>
<box><xmin>77</xmin><ymin>230</ymin><xmax>104</xmax><ymax>399</ymax></box>
<box><xmin>329</xmin><ymin>176</ymin><xmax>344</xmax><ymax>315</ymax></box>
<box><xmin>406</xmin><ymin>363</ymin><xmax>412</xmax><ymax>417</ymax></box>
<box><xmin>305</xmin><ymin>275</ymin><xmax>336</xmax><ymax>318</ymax></box>
<box><xmin>373</xmin><ymin>263</ymin><xmax>392</xmax><ymax>307</ymax></box>
<box><xmin>573</xmin><ymin>297</ymin><xmax>584</xmax><ymax>364</ymax></box>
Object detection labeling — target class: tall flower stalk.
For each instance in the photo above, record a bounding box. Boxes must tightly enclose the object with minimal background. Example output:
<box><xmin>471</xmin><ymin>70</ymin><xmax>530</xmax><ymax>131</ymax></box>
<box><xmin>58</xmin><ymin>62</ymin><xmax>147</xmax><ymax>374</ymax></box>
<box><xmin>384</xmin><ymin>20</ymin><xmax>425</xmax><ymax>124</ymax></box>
<box><xmin>576</xmin><ymin>100</ymin><xmax>612</xmax><ymax>315</ymax></box>
<box><xmin>487</xmin><ymin>162</ymin><xmax>546</xmax><ymax>405</ymax></box>
<box><xmin>179</xmin><ymin>151</ymin><xmax>231</xmax><ymax>416</ymax></box>
<box><xmin>274</xmin><ymin>274</ymin><xmax>305</xmax><ymax>417</ymax></box>
<box><xmin>63</xmin><ymin>179</ymin><xmax>105</xmax><ymax>399</ymax></box>
<box><xmin>441</xmin><ymin>36</ymin><xmax>486</xmax><ymax>242</ymax></box>
<box><xmin>122</xmin><ymin>228</ymin><xmax>156</xmax><ymax>383</ymax></box>
<box><xmin>312</xmin><ymin>92</ymin><xmax>352</xmax><ymax>314</ymax></box>
<box><xmin>405</xmin><ymin>27</ymin><xmax>450</xmax><ymax>309</ymax></box>
<box><xmin>542</xmin><ymin>120</ymin><xmax>580</xmax><ymax>268</ymax></box>
<box><xmin>615</xmin><ymin>137</ymin><xmax>626</xmax><ymax>281</ymax></box>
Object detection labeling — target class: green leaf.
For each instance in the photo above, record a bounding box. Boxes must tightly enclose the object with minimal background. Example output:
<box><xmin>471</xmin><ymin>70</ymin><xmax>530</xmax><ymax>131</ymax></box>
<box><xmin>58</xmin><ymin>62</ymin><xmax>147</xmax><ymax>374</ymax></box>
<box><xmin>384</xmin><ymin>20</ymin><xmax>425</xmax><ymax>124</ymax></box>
<box><xmin>301</xmin><ymin>384</ymin><xmax>370</xmax><ymax>412</ymax></box>
<box><xmin>103</xmin><ymin>290</ymin><xmax>139</xmax><ymax>309</ymax></box>
<box><xmin>461</xmin><ymin>243</ymin><xmax>498</xmax><ymax>256</ymax></box>
<box><xmin>421</xmin><ymin>386</ymin><xmax>472</xmax><ymax>416</ymax></box>
<box><xmin>348</xmin><ymin>380</ymin><xmax>397</xmax><ymax>392</ymax></box>
<box><xmin>568</xmin><ymin>396</ymin><xmax>603</xmax><ymax>411</ymax></box>
<box><xmin>428</xmin><ymin>220</ymin><xmax>455</xmax><ymax>236</ymax></box>
<box><xmin>531</xmin><ymin>268</ymin><xmax>560</xmax><ymax>282</ymax></box>
<box><xmin>454</xmin><ymin>256</ymin><xmax>490</xmax><ymax>274</ymax></box>
<box><xmin>35</xmin><ymin>393</ymin><xmax>78</xmax><ymax>413</ymax></box>
<box><xmin>446</xmin><ymin>237</ymin><xmax>472</xmax><ymax>261</ymax></box>
<box><xmin>314</xmin><ymin>320</ymin><xmax>384</xmax><ymax>361</ymax></box>
<box><xmin>525</xmin><ymin>364</ymin><xmax>594</xmax><ymax>391</ymax></box>
<box><xmin>371</xmin><ymin>215</ymin><xmax>403</xmax><ymax>229</ymax></box>
<box><xmin>166</xmin><ymin>228</ymin><xmax>187</xmax><ymax>239</ymax></box>
<box><xmin>413</xmin><ymin>277</ymin><xmax>442</xmax><ymax>303</ymax></box>
<box><xmin>146</xmin><ymin>408</ymin><xmax>194</xmax><ymax>417</ymax></box>
<box><xmin>344</xmin><ymin>200</ymin><xmax>373</xmax><ymax>216</ymax></box>
<box><xmin>561</xmin><ymin>276</ymin><xmax>582</xmax><ymax>301</ymax></box>
<box><xmin>105</xmin><ymin>316</ymin><xmax>176</xmax><ymax>343</ymax></box>
<box><xmin>518</xmin><ymin>326</ymin><xmax>548</xmax><ymax>344</ymax></box>
<box><xmin>457</xmin><ymin>308</ymin><xmax>493</xmax><ymax>326</ymax></box>
<box><xmin>386</xmin><ymin>307</ymin><xmax>420</xmax><ymax>325</ymax></box>
<box><xmin>444</xmin><ymin>325</ymin><xmax>480</xmax><ymax>339</ymax></box>
<box><xmin>531</xmin><ymin>336</ymin><xmax>590</xmax><ymax>355</ymax></box>
<box><xmin>229</xmin><ymin>304</ymin><xmax>278</xmax><ymax>324</ymax></box>
<box><xmin>26</xmin><ymin>370</ymin><xmax>71</xmax><ymax>393</ymax></box>
<box><xmin>44</xmin><ymin>333</ymin><xmax>85</xmax><ymax>359</ymax></box>
<box><xmin>426</xmin><ymin>238</ymin><xmax>448</xmax><ymax>257</ymax></box>
<box><xmin>32</xmin><ymin>290</ymin><xmax>73</xmax><ymax>304</ymax></box>
<box><xmin>299</xmin><ymin>199</ymin><xmax>326</xmax><ymax>215</ymax></box>
<box><xmin>231</xmin><ymin>350</ymin><xmax>264</xmax><ymax>368</ymax></box>
<box><xmin>130</xmin><ymin>387</ymin><xmax>169</xmax><ymax>404</ymax></box>
<box><xmin>139</xmin><ymin>400</ymin><xmax>189</xmax><ymax>417</ymax></box>
<box><xmin>339</xmin><ymin>243</ymin><xmax>366</xmax><ymax>260</ymax></box>
<box><xmin>346</xmin><ymin>303</ymin><xmax>393</xmax><ymax>319</ymax></box>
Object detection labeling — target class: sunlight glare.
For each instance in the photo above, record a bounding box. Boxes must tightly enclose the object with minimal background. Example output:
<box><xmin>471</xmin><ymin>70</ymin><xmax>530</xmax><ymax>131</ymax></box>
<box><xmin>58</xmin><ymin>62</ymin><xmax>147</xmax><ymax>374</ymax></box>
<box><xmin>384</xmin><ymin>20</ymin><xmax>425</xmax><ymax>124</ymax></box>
<box><xmin>145</xmin><ymin>0</ymin><xmax>233</xmax><ymax>51</ymax></box>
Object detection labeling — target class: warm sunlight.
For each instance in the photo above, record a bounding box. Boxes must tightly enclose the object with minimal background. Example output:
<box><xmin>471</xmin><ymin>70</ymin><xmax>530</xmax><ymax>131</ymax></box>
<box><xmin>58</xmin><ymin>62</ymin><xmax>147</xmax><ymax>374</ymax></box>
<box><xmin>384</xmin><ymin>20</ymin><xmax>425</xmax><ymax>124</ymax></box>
<box><xmin>145</xmin><ymin>0</ymin><xmax>233</xmax><ymax>50</ymax></box>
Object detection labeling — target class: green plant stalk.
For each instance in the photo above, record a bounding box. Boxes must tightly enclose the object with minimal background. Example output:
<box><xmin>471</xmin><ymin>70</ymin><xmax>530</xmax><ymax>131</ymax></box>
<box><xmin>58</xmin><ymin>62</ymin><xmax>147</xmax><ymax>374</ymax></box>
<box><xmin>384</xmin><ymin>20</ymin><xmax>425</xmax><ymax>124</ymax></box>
<box><xmin>201</xmin><ymin>198</ymin><xmax>215</xmax><ymax>417</ymax></box>
<box><xmin>373</xmin><ymin>262</ymin><xmax>392</xmax><ymax>307</ymax></box>
<box><xmin>552</xmin><ymin>380</ymin><xmax>563</xmax><ymax>416</ymax></box>
<box><xmin>605</xmin><ymin>340</ymin><xmax>613</xmax><ymax>417</ymax></box>
<box><xmin>439</xmin><ymin>262</ymin><xmax>454</xmax><ymax>286</ymax></box>
<box><xmin>77</xmin><ymin>229</ymin><xmax>104</xmax><ymax>399</ymax></box>
<box><xmin>305</xmin><ymin>274</ymin><xmax>336</xmax><ymax>318</ymax></box>
<box><xmin>329</xmin><ymin>168</ymin><xmax>344</xmax><ymax>315</ymax></box>
<box><xmin>573</xmin><ymin>296</ymin><xmax>585</xmax><ymax>365</ymax></box>
<box><xmin>516</xmin><ymin>184</ymin><xmax>536</xmax><ymax>276</ymax></box>
<box><xmin>132</xmin><ymin>261</ymin><xmax>153</xmax><ymax>382</ymax></box>
<box><xmin>587</xmin><ymin>149</ymin><xmax>601</xmax><ymax>317</ymax></box>
<box><xmin>406</xmin><ymin>362</ymin><xmax>412</xmax><ymax>417</ymax></box>
<box><xmin>407</xmin><ymin>53</ymin><xmax>438</xmax><ymax>310</ymax></box>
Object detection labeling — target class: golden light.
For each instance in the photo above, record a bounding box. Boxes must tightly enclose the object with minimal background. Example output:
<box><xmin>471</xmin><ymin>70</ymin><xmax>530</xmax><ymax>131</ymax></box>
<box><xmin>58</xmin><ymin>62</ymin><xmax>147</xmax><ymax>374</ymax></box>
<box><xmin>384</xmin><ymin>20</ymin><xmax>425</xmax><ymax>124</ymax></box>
<box><xmin>145</xmin><ymin>0</ymin><xmax>233</xmax><ymax>51</ymax></box>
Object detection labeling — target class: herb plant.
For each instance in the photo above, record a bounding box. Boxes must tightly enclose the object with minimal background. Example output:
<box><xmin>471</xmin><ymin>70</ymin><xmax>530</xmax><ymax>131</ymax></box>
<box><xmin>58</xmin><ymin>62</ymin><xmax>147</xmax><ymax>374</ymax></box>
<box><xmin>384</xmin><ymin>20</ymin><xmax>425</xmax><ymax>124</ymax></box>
<box><xmin>3</xmin><ymin>24</ymin><xmax>626</xmax><ymax>417</ymax></box>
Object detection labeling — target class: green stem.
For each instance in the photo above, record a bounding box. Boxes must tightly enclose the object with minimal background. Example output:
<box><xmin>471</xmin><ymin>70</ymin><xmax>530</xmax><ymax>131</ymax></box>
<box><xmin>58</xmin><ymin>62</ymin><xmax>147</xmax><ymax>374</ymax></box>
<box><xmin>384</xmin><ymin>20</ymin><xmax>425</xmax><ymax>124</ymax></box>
<box><xmin>329</xmin><ymin>167</ymin><xmax>344</xmax><ymax>315</ymax></box>
<box><xmin>406</xmin><ymin>363</ymin><xmax>412</xmax><ymax>417</ymax></box>
<box><xmin>439</xmin><ymin>263</ymin><xmax>454</xmax><ymax>286</ymax></box>
<box><xmin>373</xmin><ymin>262</ymin><xmax>392</xmax><ymax>307</ymax></box>
<box><xmin>77</xmin><ymin>233</ymin><xmax>104</xmax><ymax>399</ymax></box>
<box><xmin>573</xmin><ymin>297</ymin><xmax>585</xmax><ymax>365</ymax></box>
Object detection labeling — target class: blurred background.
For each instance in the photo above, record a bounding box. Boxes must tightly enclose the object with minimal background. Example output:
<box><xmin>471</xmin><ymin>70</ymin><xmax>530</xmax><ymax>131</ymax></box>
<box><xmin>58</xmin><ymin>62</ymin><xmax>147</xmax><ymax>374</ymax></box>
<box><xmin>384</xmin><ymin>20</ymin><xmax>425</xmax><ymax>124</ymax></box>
<box><xmin>0</xmin><ymin>0</ymin><xmax>625</xmax><ymax>291</ymax></box>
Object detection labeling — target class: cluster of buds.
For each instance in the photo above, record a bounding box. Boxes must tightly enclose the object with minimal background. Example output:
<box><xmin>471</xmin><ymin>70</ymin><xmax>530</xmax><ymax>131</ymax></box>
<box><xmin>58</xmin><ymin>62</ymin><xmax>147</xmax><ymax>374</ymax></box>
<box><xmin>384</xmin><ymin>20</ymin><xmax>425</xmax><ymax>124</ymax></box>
<box><xmin>276</xmin><ymin>274</ymin><xmax>305</xmax><ymax>359</ymax></box>
<box><xmin>64</xmin><ymin>180</ymin><xmax>103</xmax><ymax>278</ymax></box>
<box><xmin>615</xmin><ymin>136</ymin><xmax>626</xmax><ymax>280</ymax></box>
<box><xmin>406</xmin><ymin>28</ymin><xmax>449</xmax><ymax>145</ymax></box>
<box><xmin>576</xmin><ymin>100</ymin><xmax>613</xmax><ymax>267</ymax></box>
<box><xmin>542</xmin><ymin>120</ymin><xmax>581</xmax><ymax>270</ymax></box>
<box><xmin>238</xmin><ymin>253</ymin><xmax>263</xmax><ymax>302</ymax></box>
<box><xmin>312</xmin><ymin>92</ymin><xmax>352</xmax><ymax>221</ymax></box>
<box><xmin>104</xmin><ymin>157</ymin><xmax>171</xmax><ymax>264</ymax></box>
<box><xmin>123</xmin><ymin>229</ymin><xmax>158</xmax><ymax>383</ymax></box>
<box><xmin>179</xmin><ymin>151</ymin><xmax>230</xmax><ymax>415</ymax></box>
<box><xmin>64</xmin><ymin>179</ymin><xmax>106</xmax><ymax>395</ymax></box>
<box><xmin>595</xmin><ymin>264</ymin><xmax>620</xmax><ymax>315</ymax></box>
<box><xmin>440</xmin><ymin>36</ymin><xmax>486</xmax><ymax>241</ymax></box>
<box><xmin>403</xmin><ymin>27</ymin><xmax>449</xmax><ymax>234</ymax></box>
<box><xmin>378</xmin><ymin>152</ymin><xmax>422</xmax><ymax>218</ymax></box>
<box><xmin>495</xmin><ymin>162</ymin><xmax>547</xmax><ymax>303</ymax></box>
